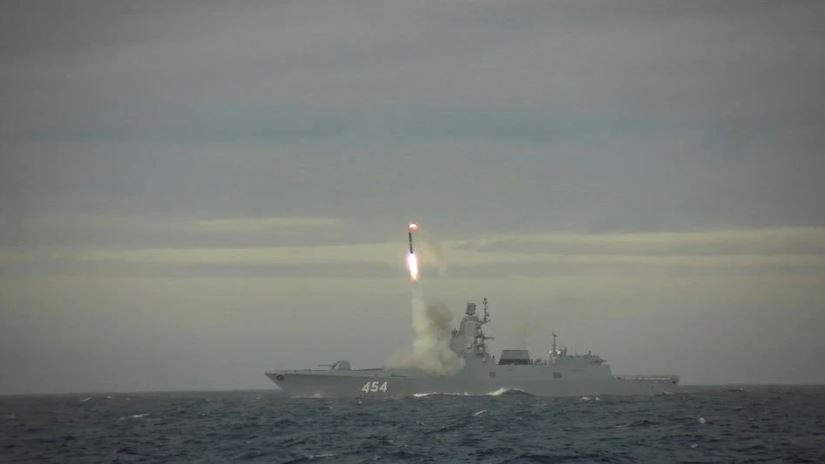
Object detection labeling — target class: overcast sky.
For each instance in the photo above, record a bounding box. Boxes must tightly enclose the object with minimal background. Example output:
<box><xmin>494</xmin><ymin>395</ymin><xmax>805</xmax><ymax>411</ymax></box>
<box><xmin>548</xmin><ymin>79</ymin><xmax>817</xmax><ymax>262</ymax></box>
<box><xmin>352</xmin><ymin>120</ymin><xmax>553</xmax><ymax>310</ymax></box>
<box><xmin>1</xmin><ymin>0</ymin><xmax>824</xmax><ymax>393</ymax></box>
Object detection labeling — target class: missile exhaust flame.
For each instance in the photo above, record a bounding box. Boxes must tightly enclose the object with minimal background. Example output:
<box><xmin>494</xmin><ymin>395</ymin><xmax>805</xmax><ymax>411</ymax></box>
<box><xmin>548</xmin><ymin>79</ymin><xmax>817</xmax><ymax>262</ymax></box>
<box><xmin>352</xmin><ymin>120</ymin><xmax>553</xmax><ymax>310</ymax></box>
<box><xmin>407</xmin><ymin>252</ymin><xmax>419</xmax><ymax>282</ymax></box>
<box><xmin>406</xmin><ymin>222</ymin><xmax>419</xmax><ymax>282</ymax></box>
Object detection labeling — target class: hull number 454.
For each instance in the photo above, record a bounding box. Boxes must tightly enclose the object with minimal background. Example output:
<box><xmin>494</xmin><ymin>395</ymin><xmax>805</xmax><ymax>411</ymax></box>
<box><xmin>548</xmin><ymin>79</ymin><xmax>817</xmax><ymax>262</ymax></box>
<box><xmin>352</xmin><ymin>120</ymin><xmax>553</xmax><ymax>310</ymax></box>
<box><xmin>361</xmin><ymin>381</ymin><xmax>388</xmax><ymax>393</ymax></box>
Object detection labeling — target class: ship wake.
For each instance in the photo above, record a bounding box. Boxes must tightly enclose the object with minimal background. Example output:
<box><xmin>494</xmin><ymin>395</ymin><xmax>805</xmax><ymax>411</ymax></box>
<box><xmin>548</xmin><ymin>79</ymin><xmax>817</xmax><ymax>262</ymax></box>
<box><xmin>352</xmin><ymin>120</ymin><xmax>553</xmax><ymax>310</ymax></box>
<box><xmin>410</xmin><ymin>388</ymin><xmax>533</xmax><ymax>398</ymax></box>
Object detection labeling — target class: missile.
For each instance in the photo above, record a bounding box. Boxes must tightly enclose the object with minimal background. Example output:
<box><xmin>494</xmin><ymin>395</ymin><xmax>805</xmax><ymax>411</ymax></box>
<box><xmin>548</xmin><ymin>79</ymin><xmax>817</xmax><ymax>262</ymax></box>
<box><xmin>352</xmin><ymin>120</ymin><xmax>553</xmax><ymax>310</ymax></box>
<box><xmin>406</xmin><ymin>223</ymin><xmax>419</xmax><ymax>281</ymax></box>
<box><xmin>408</xmin><ymin>223</ymin><xmax>418</xmax><ymax>254</ymax></box>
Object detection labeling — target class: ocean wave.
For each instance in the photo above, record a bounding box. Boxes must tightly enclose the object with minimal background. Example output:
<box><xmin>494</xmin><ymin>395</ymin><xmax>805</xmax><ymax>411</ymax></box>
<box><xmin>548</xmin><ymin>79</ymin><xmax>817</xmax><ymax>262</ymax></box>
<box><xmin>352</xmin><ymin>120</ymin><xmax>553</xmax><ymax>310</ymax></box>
<box><xmin>1</xmin><ymin>388</ymin><xmax>822</xmax><ymax>462</ymax></box>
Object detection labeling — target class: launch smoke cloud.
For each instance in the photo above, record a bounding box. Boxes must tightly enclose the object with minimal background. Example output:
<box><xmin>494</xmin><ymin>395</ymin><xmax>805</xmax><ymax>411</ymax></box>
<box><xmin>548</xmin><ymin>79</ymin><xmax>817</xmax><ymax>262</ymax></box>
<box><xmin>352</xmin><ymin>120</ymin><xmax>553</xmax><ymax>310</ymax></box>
<box><xmin>393</xmin><ymin>286</ymin><xmax>465</xmax><ymax>375</ymax></box>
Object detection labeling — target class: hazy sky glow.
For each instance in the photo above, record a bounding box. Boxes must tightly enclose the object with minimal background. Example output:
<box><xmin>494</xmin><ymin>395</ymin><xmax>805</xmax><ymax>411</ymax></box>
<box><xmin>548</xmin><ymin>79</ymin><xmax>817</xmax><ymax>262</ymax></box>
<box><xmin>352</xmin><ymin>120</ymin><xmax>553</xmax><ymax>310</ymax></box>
<box><xmin>1</xmin><ymin>1</ymin><xmax>824</xmax><ymax>393</ymax></box>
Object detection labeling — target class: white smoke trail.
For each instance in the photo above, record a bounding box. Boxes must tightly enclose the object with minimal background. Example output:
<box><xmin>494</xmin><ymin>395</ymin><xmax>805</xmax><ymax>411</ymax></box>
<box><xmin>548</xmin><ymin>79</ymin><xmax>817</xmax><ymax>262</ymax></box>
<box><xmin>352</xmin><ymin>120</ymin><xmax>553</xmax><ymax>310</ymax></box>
<box><xmin>403</xmin><ymin>285</ymin><xmax>465</xmax><ymax>375</ymax></box>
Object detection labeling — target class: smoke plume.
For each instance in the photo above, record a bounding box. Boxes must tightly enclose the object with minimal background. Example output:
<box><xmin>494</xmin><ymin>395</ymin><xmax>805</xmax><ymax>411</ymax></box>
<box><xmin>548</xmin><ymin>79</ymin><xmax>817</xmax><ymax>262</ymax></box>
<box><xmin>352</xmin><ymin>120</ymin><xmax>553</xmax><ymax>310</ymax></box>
<box><xmin>394</xmin><ymin>285</ymin><xmax>465</xmax><ymax>375</ymax></box>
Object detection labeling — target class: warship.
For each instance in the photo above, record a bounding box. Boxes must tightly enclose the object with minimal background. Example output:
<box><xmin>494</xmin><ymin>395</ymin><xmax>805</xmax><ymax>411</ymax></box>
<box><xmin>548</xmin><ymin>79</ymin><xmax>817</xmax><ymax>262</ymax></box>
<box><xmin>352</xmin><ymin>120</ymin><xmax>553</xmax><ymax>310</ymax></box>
<box><xmin>265</xmin><ymin>297</ymin><xmax>679</xmax><ymax>397</ymax></box>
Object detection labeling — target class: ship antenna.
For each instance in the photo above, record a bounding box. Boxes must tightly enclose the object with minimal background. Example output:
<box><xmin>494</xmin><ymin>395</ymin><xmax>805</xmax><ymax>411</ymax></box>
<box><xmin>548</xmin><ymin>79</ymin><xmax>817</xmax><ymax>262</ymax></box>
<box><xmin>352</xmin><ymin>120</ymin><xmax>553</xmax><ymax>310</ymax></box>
<box><xmin>552</xmin><ymin>332</ymin><xmax>557</xmax><ymax>354</ymax></box>
<box><xmin>482</xmin><ymin>297</ymin><xmax>490</xmax><ymax>324</ymax></box>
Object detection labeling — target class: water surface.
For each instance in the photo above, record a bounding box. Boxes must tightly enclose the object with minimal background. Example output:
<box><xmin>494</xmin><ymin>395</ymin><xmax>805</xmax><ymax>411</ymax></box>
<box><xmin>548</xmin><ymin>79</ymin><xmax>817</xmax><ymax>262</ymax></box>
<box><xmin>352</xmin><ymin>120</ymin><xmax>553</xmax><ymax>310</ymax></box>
<box><xmin>1</xmin><ymin>386</ymin><xmax>823</xmax><ymax>462</ymax></box>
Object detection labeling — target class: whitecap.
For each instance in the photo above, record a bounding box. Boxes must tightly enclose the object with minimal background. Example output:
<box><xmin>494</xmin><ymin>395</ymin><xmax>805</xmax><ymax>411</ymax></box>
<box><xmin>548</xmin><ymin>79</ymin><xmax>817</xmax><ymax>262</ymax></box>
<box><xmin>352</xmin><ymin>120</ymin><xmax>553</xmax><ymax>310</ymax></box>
<box><xmin>472</xmin><ymin>409</ymin><xmax>488</xmax><ymax>417</ymax></box>
<box><xmin>412</xmin><ymin>391</ymin><xmax>470</xmax><ymax>398</ymax></box>
<box><xmin>487</xmin><ymin>387</ymin><xmax>528</xmax><ymax>396</ymax></box>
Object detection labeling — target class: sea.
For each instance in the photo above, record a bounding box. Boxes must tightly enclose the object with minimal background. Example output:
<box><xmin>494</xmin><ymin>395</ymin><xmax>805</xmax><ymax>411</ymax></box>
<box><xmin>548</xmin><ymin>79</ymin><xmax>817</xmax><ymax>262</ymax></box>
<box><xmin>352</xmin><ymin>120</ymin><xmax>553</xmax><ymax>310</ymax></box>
<box><xmin>1</xmin><ymin>386</ymin><xmax>823</xmax><ymax>463</ymax></box>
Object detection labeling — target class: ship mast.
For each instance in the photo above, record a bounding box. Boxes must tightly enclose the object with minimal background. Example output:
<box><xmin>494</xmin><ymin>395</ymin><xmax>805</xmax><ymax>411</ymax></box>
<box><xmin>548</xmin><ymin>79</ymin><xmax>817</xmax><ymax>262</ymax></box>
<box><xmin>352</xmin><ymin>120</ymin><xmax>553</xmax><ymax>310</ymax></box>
<box><xmin>482</xmin><ymin>297</ymin><xmax>490</xmax><ymax>324</ymax></box>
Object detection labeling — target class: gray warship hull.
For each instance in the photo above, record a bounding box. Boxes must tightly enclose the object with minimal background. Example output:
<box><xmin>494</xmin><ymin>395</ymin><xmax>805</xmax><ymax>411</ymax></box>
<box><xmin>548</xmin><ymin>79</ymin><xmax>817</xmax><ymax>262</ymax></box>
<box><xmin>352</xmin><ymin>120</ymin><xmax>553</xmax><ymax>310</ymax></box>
<box><xmin>265</xmin><ymin>366</ymin><xmax>678</xmax><ymax>398</ymax></box>
<box><xmin>266</xmin><ymin>298</ymin><xmax>679</xmax><ymax>398</ymax></box>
